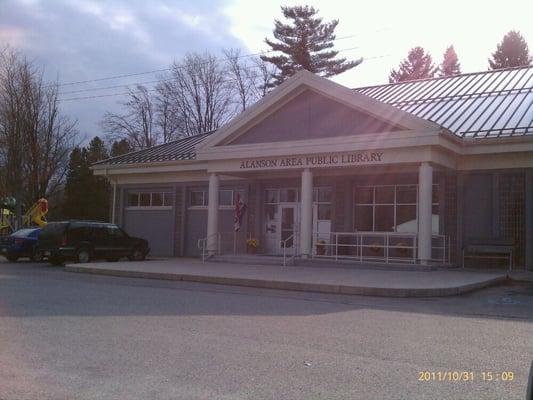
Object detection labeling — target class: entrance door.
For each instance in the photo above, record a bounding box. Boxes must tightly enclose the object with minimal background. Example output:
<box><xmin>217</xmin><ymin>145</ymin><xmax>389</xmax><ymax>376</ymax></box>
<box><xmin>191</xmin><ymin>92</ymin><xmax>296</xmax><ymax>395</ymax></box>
<box><xmin>280</xmin><ymin>205</ymin><xmax>297</xmax><ymax>255</ymax></box>
<box><xmin>312</xmin><ymin>204</ymin><xmax>332</xmax><ymax>256</ymax></box>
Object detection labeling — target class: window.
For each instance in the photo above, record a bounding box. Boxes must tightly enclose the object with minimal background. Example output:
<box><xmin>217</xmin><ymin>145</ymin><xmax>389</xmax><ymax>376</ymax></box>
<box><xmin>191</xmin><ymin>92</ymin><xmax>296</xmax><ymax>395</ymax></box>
<box><xmin>190</xmin><ymin>191</ymin><xmax>206</xmax><ymax>207</ymax></box>
<box><xmin>107</xmin><ymin>226</ymin><xmax>125</xmax><ymax>238</ymax></box>
<box><xmin>128</xmin><ymin>193</ymin><xmax>139</xmax><ymax>207</ymax></box>
<box><xmin>353</xmin><ymin>184</ymin><xmax>439</xmax><ymax>233</ymax></box>
<box><xmin>163</xmin><ymin>193</ymin><xmax>173</xmax><ymax>207</ymax></box>
<box><xmin>139</xmin><ymin>193</ymin><xmax>150</xmax><ymax>207</ymax></box>
<box><xmin>265</xmin><ymin>189</ymin><xmax>279</xmax><ymax>204</ymax></box>
<box><xmin>264</xmin><ymin>188</ymin><xmax>300</xmax><ymax>204</ymax></box>
<box><xmin>354</xmin><ymin>205</ymin><xmax>373</xmax><ymax>231</ymax></box>
<box><xmin>280</xmin><ymin>188</ymin><xmax>298</xmax><ymax>202</ymax></box>
<box><xmin>219</xmin><ymin>190</ymin><xmax>233</xmax><ymax>206</ymax></box>
<box><xmin>151</xmin><ymin>193</ymin><xmax>163</xmax><ymax>206</ymax></box>
<box><xmin>314</xmin><ymin>187</ymin><xmax>332</xmax><ymax>221</ymax></box>
<box><xmin>127</xmin><ymin>191</ymin><xmax>173</xmax><ymax>208</ymax></box>
<box><xmin>264</xmin><ymin>187</ymin><xmax>332</xmax><ymax>219</ymax></box>
<box><xmin>189</xmin><ymin>189</ymin><xmax>244</xmax><ymax>208</ymax></box>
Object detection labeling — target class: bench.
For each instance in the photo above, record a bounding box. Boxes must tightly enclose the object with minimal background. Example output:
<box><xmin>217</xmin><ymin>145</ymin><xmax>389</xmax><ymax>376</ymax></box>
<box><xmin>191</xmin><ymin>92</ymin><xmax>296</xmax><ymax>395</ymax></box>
<box><xmin>462</xmin><ymin>239</ymin><xmax>514</xmax><ymax>271</ymax></box>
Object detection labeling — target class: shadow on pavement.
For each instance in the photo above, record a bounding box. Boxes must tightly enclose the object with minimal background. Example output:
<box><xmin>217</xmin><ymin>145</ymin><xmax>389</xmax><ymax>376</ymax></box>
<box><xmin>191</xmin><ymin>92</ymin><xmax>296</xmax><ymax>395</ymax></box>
<box><xmin>0</xmin><ymin>261</ymin><xmax>532</xmax><ymax>322</ymax></box>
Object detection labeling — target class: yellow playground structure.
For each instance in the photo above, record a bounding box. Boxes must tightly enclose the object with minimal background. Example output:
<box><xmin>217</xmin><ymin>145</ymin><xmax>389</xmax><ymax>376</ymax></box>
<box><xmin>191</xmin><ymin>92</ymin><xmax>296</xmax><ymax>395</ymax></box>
<box><xmin>0</xmin><ymin>198</ymin><xmax>48</xmax><ymax>234</ymax></box>
<box><xmin>22</xmin><ymin>198</ymin><xmax>48</xmax><ymax>228</ymax></box>
<box><xmin>0</xmin><ymin>208</ymin><xmax>14</xmax><ymax>235</ymax></box>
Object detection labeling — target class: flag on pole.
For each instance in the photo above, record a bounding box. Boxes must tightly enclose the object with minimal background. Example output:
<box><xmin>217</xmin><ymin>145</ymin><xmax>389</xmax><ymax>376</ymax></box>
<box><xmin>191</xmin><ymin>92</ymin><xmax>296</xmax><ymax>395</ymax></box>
<box><xmin>234</xmin><ymin>192</ymin><xmax>247</xmax><ymax>232</ymax></box>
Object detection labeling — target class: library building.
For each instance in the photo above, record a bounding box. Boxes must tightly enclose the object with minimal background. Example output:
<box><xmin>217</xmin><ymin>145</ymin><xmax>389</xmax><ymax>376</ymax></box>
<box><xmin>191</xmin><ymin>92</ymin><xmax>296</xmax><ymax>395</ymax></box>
<box><xmin>93</xmin><ymin>66</ymin><xmax>533</xmax><ymax>270</ymax></box>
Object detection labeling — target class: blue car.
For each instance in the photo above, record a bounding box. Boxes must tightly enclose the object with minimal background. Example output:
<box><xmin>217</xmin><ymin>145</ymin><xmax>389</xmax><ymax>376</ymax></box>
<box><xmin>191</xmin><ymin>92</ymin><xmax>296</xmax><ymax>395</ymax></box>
<box><xmin>0</xmin><ymin>228</ymin><xmax>42</xmax><ymax>262</ymax></box>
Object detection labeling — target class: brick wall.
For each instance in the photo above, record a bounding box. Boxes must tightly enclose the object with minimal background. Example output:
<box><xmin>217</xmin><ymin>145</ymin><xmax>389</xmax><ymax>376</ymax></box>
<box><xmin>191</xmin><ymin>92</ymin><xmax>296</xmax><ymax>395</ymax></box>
<box><xmin>443</xmin><ymin>174</ymin><xmax>457</xmax><ymax>263</ymax></box>
<box><xmin>499</xmin><ymin>173</ymin><xmax>525</xmax><ymax>266</ymax></box>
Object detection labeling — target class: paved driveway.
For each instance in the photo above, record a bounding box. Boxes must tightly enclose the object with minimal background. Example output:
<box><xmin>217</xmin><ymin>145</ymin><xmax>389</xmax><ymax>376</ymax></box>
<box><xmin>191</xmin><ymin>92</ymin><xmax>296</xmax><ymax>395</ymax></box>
<box><xmin>1</xmin><ymin>261</ymin><xmax>532</xmax><ymax>400</ymax></box>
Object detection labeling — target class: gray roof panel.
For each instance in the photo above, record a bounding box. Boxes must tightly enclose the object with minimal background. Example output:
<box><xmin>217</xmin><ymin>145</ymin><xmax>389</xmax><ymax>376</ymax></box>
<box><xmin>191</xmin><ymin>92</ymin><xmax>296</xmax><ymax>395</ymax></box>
<box><xmin>94</xmin><ymin>131</ymin><xmax>215</xmax><ymax>166</ymax></box>
<box><xmin>96</xmin><ymin>67</ymin><xmax>533</xmax><ymax>167</ymax></box>
<box><xmin>356</xmin><ymin>65</ymin><xmax>533</xmax><ymax>138</ymax></box>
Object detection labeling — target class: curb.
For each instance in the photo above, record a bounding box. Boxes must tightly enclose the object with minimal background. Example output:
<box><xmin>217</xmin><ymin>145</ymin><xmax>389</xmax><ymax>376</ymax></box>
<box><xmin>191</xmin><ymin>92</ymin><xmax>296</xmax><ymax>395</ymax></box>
<box><xmin>64</xmin><ymin>265</ymin><xmax>507</xmax><ymax>298</ymax></box>
<box><xmin>507</xmin><ymin>273</ymin><xmax>533</xmax><ymax>283</ymax></box>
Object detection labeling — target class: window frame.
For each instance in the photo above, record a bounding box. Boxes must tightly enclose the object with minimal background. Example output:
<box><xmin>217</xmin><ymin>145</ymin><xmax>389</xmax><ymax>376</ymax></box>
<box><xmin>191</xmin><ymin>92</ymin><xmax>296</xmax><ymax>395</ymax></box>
<box><xmin>125</xmin><ymin>190</ymin><xmax>174</xmax><ymax>210</ymax></box>
<box><xmin>353</xmin><ymin>184</ymin><xmax>439</xmax><ymax>233</ymax></box>
<box><xmin>188</xmin><ymin>189</ymin><xmax>245</xmax><ymax>209</ymax></box>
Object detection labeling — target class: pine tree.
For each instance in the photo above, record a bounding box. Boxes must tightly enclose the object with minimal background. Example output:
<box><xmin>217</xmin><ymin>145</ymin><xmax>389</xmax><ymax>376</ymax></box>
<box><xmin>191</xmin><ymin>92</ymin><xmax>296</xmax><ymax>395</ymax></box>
<box><xmin>86</xmin><ymin>136</ymin><xmax>108</xmax><ymax>164</ymax></box>
<box><xmin>110</xmin><ymin>139</ymin><xmax>132</xmax><ymax>157</ymax></box>
<box><xmin>63</xmin><ymin>147</ymin><xmax>90</xmax><ymax>219</ymax></box>
<box><xmin>389</xmin><ymin>47</ymin><xmax>436</xmax><ymax>83</ymax></box>
<box><xmin>489</xmin><ymin>30</ymin><xmax>531</xmax><ymax>70</ymax></box>
<box><xmin>86</xmin><ymin>137</ymin><xmax>110</xmax><ymax>221</ymax></box>
<box><xmin>260</xmin><ymin>5</ymin><xmax>362</xmax><ymax>87</ymax></box>
<box><xmin>62</xmin><ymin>137</ymin><xmax>110</xmax><ymax>221</ymax></box>
<box><xmin>439</xmin><ymin>46</ymin><xmax>461</xmax><ymax>77</ymax></box>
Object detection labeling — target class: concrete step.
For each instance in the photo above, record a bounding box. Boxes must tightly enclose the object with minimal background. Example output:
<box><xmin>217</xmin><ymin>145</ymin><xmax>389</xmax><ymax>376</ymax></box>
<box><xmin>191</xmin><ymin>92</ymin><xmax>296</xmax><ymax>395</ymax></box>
<box><xmin>209</xmin><ymin>254</ymin><xmax>293</xmax><ymax>266</ymax></box>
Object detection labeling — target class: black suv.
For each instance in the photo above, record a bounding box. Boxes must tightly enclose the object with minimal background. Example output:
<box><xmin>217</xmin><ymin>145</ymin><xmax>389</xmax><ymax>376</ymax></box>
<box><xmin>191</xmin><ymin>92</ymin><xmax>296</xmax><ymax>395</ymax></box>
<box><xmin>38</xmin><ymin>221</ymin><xmax>150</xmax><ymax>265</ymax></box>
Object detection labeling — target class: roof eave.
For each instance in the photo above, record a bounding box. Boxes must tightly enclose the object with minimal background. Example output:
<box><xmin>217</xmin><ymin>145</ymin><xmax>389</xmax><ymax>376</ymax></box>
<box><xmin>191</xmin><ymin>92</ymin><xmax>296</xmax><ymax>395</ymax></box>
<box><xmin>91</xmin><ymin>158</ymin><xmax>205</xmax><ymax>172</ymax></box>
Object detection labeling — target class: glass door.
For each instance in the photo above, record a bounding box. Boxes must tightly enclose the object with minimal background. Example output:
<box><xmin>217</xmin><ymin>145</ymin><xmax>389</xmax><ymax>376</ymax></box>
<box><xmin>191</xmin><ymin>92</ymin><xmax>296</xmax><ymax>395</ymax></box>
<box><xmin>280</xmin><ymin>205</ymin><xmax>297</xmax><ymax>254</ymax></box>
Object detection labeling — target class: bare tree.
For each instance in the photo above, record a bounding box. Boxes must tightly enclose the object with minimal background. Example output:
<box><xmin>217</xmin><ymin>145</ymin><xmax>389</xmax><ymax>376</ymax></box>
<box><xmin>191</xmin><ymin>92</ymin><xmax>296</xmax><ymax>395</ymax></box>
<box><xmin>251</xmin><ymin>56</ymin><xmax>277</xmax><ymax>98</ymax></box>
<box><xmin>224</xmin><ymin>48</ymin><xmax>258</xmax><ymax>112</ymax></box>
<box><xmin>0</xmin><ymin>47</ymin><xmax>78</xmax><ymax>213</ymax></box>
<box><xmin>101</xmin><ymin>50</ymin><xmax>277</xmax><ymax>146</ymax></box>
<box><xmin>162</xmin><ymin>52</ymin><xmax>235</xmax><ymax>136</ymax></box>
<box><xmin>224</xmin><ymin>48</ymin><xmax>277</xmax><ymax>111</ymax></box>
<box><xmin>101</xmin><ymin>85</ymin><xmax>158</xmax><ymax>150</ymax></box>
<box><xmin>154</xmin><ymin>82</ymin><xmax>181</xmax><ymax>143</ymax></box>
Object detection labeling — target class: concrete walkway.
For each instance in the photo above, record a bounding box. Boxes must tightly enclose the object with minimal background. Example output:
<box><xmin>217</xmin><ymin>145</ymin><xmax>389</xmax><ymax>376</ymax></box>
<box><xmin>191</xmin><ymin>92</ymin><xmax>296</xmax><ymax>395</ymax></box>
<box><xmin>64</xmin><ymin>258</ymin><xmax>508</xmax><ymax>297</ymax></box>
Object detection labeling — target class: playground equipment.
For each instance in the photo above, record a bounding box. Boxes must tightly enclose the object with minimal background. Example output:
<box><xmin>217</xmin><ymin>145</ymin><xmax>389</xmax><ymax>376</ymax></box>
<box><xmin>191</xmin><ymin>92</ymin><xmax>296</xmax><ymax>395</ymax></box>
<box><xmin>0</xmin><ymin>197</ymin><xmax>48</xmax><ymax>234</ymax></box>
<box><xmin>22</xmin><ymin>198</ymin><xmax>48</xmax><ymax>228</ymax></box>
<box><xmin>0</xmin><ymin>208</ymin><xmax>14</xmax><ymax>235</ymax></box>
<box><xmin>0</xmin><ymin>197</ymin><xmax>16</xmax><ymax>235</ymax></box>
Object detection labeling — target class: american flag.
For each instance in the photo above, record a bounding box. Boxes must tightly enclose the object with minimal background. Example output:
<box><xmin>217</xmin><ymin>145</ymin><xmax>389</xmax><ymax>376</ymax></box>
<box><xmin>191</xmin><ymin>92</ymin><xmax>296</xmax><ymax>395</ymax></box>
<box><xmin>234</xmin><ymin>193</ymin><xmax>247</xmax><ymax>232</ymax></box>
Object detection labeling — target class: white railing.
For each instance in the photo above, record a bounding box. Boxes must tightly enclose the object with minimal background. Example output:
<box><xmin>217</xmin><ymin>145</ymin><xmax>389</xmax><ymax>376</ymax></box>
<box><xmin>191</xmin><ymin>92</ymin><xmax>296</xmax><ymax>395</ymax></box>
<box><xmin>282</xmin><ymin>231</ymin><xmax>299</xmax><ymax>266</ymax></box>
<box><xmin>313</xmin><ymin>232</ymin><xmax>449</xmax><ymax>264</ymax></box>
<box><xmin>197</xmin><ymin>232</ymin><xmax>221</xmax><ymax>262</ymax></box>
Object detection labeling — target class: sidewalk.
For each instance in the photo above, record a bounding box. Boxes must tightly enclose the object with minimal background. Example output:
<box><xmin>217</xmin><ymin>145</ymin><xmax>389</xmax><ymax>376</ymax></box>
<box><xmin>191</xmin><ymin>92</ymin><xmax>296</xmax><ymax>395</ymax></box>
<box><xmin>508</xmin><ymin>271</ymin><xmax>533</xmax><ymax>283</ymax></box>
<box><xmin>64</xmin><ymin>258</ymin><xmax>509</xmax><ymax>297</ymax></box>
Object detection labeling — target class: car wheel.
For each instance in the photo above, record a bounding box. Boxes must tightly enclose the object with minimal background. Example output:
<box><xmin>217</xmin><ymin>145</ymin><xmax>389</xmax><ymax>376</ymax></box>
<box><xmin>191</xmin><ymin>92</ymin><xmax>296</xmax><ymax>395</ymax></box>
<box><xmin>75</xmin><ymin>248</ymin><xmax>91</xmax><ymax>263</ymax></box>
<box><xmin>31</xmin><ymin>250</ymin><xmax>43</xmax><ymax>262</ymax></box>
<box><xmin>6</xmin><ymin>255</ymin><xmax>18</xmax><ymax>262</ymax></box>
<box><xmin>128</xmin><ymin>248</ymin><xmax>145</xmax><ymax>261</ymax></box>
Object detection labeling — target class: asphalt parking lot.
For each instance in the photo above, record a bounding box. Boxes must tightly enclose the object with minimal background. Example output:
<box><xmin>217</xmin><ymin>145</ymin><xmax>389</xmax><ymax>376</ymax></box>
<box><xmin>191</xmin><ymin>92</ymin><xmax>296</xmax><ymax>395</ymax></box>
<box><xmin>1</xmin><ymin>260</ymin><xmax>532</xmax><ymax>400</ymax></box>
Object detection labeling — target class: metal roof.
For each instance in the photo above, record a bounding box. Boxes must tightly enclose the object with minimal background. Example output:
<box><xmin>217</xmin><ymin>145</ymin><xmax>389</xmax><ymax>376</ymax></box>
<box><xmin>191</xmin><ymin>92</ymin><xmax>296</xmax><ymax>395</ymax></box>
<box><xmin>356</xmin><ymin>65</ymin><xmax>533</xmax><ymax>139</ymax></box>
<box><xmin>95</xmin><ymin>67</ymin><xmax>533</xmax><ymax>167</ymax></box>
<box><xmin>94</xmin><ymin>131</ymin><xmax>214</xmax><ymax>166</ymax></box>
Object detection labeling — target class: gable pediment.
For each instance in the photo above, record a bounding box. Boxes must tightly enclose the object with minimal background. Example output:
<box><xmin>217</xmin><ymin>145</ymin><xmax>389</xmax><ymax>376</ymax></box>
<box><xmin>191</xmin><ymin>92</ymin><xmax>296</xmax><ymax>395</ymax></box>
<box><xmin>196</xmin><ymin>70</ymin><xmax>443</xmax><ymax>153</ymax></box>
<box><xmin>227</xmin><ymin>89</ymin><xmax>404</xmax><ymax>145</ymax></box>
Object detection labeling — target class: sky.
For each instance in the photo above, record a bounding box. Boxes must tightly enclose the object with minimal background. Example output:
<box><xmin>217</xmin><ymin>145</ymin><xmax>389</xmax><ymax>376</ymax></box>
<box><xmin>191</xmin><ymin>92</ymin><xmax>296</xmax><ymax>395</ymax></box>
<box><xmin>0</xmin><ymin>0</ymin><xmax>532</xmax><ymax>140</ymax></box>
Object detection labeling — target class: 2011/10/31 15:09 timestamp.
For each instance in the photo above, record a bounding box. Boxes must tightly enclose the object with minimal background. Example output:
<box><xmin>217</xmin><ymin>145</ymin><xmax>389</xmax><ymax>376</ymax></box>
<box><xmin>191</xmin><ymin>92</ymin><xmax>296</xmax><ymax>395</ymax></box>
<box><xmin>418</xmin><ymin>371</ymin><xmax>515</xmax><ymax>382</ymax></box>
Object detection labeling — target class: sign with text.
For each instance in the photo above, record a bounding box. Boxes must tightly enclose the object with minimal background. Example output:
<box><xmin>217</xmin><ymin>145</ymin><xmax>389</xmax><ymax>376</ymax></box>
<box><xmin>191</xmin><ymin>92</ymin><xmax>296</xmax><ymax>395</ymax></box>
<box><xmin>238</xmin><ymin>152</ymin><xmax>384</xmax><ymax>170</ymax></box>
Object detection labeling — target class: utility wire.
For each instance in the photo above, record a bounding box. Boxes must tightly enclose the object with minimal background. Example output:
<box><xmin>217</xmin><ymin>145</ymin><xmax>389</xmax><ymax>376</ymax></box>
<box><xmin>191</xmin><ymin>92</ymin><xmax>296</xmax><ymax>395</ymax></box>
<box><xmin>59</xmin><ymin>52</ymin><xmax>391</xmax><ymax>102</ymax></box>
<box><xmin>50</xmin><ymin>28</ymin><xmax>390</xmax><ymax>89</ymax></box>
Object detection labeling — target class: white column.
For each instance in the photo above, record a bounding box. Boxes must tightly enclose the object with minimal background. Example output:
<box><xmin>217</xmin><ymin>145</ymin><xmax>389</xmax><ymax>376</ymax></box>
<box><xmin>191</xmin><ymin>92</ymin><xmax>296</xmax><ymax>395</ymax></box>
<box><xmin>418</xmin><ymin>162</ymin><xmax>433</xmax><ymax>264</ymax></box>
<box><xmin>111</xmin><ymin>181</ymin><xmax>117</xmax><ymax>224</ymax></box>
<box><xmin>299</xmin><ymin>168</ymin><xmax>313</xmax><ymax>258</ymax></box>
<box><xmin>207</xmin><ymin>173</ymin><xmax>219</xmax><ymax>255</ymax></box>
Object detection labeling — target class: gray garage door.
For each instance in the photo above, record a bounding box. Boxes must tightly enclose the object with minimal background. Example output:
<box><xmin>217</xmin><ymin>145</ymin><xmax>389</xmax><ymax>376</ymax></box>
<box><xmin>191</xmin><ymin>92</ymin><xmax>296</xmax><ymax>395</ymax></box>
<box><xmin>124</xmin><ymin>209</ymin><xmax>175</xmax><ymax>257</ymax></box>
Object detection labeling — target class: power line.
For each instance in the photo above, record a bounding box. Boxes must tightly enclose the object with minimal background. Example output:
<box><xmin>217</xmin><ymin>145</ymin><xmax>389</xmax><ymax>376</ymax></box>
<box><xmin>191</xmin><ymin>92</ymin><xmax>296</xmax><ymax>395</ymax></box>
<box><xmin>50</xmin><ymin>28</ymin><xmax>390</xmax><ymax>89</ymax></box>
<box><xmin>59</xmin><ymin>52</ymin><xmax>392</xmax><ymax>102</ymax></box>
